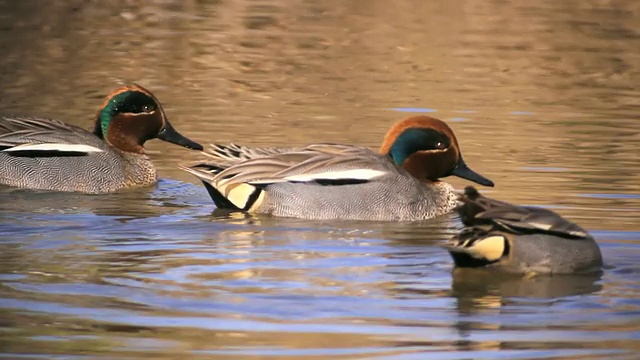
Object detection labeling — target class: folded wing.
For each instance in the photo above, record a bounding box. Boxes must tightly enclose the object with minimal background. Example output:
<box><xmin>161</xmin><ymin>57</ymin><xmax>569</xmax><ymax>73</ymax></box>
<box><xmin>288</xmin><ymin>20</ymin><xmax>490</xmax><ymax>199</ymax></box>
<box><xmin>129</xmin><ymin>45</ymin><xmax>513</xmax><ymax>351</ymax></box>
<box><xmin>181</xmin><ymin>143</ymin><xmax>400</xmax><ymax>211</ymax></box>
<box><xmin>0</xmin><ymin>116</ymin><xmax>106</xmax><ymax>156</ymax></box>
<box><xmin>457</xmin><ymin>186</ymin><xmax>590</xmax><ymax>239</ymax></box>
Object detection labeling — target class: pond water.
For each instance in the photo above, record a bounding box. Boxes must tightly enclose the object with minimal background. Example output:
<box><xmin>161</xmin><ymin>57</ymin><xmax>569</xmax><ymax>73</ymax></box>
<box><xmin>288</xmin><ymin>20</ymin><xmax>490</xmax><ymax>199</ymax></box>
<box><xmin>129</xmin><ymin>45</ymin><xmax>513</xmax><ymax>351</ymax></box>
<box><xmin>1</xmin><ymin>0</ymin><xmax>639</xmax><ymax>359</ymax></box>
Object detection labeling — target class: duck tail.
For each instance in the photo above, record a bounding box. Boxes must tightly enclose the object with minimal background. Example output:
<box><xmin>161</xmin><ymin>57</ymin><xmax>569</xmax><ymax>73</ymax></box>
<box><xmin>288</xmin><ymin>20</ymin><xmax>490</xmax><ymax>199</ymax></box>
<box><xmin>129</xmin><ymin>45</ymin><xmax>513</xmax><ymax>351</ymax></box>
<box><xmin>179</xmin><ymin>163</ymin><xmax>266</xmax><ymax>212</ymax></box>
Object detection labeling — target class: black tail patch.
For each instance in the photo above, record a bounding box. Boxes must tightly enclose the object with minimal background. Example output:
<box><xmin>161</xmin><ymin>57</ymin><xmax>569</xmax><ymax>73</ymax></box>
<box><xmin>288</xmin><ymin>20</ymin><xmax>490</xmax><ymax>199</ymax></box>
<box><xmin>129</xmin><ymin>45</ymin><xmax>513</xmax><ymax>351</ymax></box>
<box><xmin>201</xmin><ymin>181</ymin><xmax>266</xmax><ymax>212</ymax></box>
<box><xmin>449</xmin><ymin>251</ymin><xmax>498</xmax><ymax>268</ymax></box>
<box><xmin>242</xmin><ymin>187</ymin><xmax>263</xmax><ymax>211</ymax></box>
<box><xmin>201</xmin><ymin>181</ymin><xmax>241</xmax><ymax>211</ymax></box>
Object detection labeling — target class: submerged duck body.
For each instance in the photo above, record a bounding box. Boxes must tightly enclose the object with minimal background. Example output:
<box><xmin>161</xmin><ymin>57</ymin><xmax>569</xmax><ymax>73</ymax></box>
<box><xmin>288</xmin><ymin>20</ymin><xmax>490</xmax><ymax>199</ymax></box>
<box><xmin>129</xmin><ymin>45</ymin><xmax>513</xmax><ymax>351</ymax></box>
<box><xmin>182</xmin><ymin>116</ymin><xmax>493</xmax><ymax>221</ymax></box>
<box><xmin>0</xmin><ymin>84</ymin><xmax>202</xmax><ymax>193</ymax></box>
<box><xmin>445</xmin><ymin>186</ymin><xmax>603</xmax><ymax>274</ymax></box>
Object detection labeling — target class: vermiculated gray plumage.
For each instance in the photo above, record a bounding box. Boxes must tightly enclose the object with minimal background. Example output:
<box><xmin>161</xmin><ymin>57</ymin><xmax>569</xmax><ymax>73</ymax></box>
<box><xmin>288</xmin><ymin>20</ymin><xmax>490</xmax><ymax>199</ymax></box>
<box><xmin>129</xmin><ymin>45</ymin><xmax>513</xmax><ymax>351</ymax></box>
<box><xmin>0</xmin><ymin>116</ymin><xmax>156</xmax><ymax>193</ymax></box>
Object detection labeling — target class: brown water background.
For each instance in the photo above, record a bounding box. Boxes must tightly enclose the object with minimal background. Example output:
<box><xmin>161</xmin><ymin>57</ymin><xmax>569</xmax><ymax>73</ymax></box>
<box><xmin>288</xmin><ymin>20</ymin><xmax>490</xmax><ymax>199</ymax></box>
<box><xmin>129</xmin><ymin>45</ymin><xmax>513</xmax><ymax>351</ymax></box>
<box><xmin>0</xmin><ymin>1</ymin><xmax>639</xmax><ymax>359</ymax></box>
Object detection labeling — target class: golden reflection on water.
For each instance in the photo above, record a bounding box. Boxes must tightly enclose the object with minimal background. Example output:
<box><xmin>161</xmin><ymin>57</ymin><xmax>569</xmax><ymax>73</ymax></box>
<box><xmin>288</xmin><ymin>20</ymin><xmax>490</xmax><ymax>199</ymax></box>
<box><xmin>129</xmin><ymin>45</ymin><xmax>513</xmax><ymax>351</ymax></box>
<box><xmin>1</xmin><ymin>0</ymin><xmax>640</xmax><ymax>359</ymax></box>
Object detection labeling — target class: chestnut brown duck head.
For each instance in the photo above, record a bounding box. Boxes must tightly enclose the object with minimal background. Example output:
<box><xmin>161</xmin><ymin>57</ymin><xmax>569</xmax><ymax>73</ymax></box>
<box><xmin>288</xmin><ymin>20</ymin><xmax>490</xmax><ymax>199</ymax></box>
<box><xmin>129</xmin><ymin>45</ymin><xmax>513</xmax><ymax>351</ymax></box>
<box><xmin>93</xmin><ymin>84</ymin><xmax>202</xmax><ymax>154</ymax></box>
<box><xmin>379</xmin><ymin>115</ymin><xmax>494</xmax><ymax>187</ymax></box>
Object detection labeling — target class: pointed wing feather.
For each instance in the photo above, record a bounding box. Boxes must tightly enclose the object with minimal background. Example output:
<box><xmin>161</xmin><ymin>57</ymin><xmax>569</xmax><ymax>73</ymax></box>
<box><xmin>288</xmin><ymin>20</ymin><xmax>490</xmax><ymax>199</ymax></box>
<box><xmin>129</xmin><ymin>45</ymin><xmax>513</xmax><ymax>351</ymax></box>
<box><xmin>458</xmin><ymin>186</ymin><xmax>590</xmax><ymax>240</ymax></box>
<box><xmin>220</xmin><ymin>146</ymin><xmax>392</xmax><ymax>185</ymax></box>
<box><xmin>486</xmin><ymin>206</ymin><xmax>589</xmax><ymax>238</ymax></box>
<box><xmin>202</xmin><ymin>143</ymin><xmax>303</xmax><ymax>168</ymax></box>
<box><xmin>0</xmin><ymin>116</ymin><xmax>85</xmax><ymax>134</ymax></box>
<box><xmin>184</xmin><ymin>143</ymin><xmax>398</xmax><ymax>186</ymax></box>
<box><xmin>0</xmin><ymin>116</ymin><xmax>107</xmax><ymax>155</ymax></box>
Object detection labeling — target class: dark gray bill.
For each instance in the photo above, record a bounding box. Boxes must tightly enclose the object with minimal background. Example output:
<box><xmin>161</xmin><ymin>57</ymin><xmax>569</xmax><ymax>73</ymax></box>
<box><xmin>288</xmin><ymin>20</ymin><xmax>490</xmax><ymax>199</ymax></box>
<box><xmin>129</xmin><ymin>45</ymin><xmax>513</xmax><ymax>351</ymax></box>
<box><xmin>451</xmin><ymin>157</ymin><xmax>494</xmax><ymax>187</ymax></box>
<box><xmin>157</xmin><ymin>121</ymin><xmax>203</xmax><ymax>151</ymax></box>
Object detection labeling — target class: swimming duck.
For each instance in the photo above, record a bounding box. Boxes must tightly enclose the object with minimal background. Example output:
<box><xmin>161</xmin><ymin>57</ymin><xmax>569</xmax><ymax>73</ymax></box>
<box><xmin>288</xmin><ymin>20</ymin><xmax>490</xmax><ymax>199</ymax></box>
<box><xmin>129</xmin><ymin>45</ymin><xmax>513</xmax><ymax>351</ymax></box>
<box><xmin>444</xmin><ymin>186</ymin><xmax>603</xmax><ymax>274</ymax></box>
<box><xmin>0</xmin><ymin>84</ymin><xmax>203</xmax><ymax>193</ymax></box>
<box><xmin>181</xmin><ymin>116</ymin><xmax>493</xmax><ymax>221</ymax></box>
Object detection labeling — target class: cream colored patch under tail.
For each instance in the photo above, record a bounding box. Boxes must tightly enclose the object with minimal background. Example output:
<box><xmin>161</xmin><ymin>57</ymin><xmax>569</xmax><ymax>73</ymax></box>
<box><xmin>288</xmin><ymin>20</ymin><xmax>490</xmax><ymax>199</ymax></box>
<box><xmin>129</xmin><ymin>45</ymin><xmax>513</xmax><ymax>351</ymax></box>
<box><xmin>448</xmin><ymin>235</ymin><xmax>507</xmax><ymax>262</ymax></box>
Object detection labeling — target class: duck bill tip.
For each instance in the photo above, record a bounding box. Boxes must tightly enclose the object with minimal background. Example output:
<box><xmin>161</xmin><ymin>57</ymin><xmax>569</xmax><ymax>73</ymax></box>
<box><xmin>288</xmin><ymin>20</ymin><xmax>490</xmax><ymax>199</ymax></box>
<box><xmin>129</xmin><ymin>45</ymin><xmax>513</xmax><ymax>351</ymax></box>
<box><xmin>157</xmin><ymin>121</ymin><xmax>203</xmax><ymax>151</ymax></box>
<box><xmin>451</xmin><ymin>158</ymin><xmax>494</xmax><ymax>187</ymax></box>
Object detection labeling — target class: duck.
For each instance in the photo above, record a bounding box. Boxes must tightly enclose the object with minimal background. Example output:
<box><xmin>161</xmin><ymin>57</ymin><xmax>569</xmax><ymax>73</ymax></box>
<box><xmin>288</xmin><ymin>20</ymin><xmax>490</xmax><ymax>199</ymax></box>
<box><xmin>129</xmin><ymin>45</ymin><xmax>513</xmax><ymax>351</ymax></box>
<box><xmin>0</xmin><ymin>84</ymin><xmax>203</xmax><ymax>193</ymax></box>
<box><xmin>444</xmin><ymin>186</ymin><xmax>603</xmax><ymax>274</ymax></box>
<box><xmin>181</xmin><ymin>115</ymin><xmax>494</xmax><ymax>221</ymax></box>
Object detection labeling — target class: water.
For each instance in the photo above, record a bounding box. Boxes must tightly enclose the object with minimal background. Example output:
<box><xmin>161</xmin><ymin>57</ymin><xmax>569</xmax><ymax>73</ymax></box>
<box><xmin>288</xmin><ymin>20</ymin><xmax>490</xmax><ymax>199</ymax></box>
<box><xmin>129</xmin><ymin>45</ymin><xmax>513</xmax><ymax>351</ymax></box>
<box><xmin>1</xmin><ymin>0</ymin><xmax>639</xmax><ymax>358</ymax></box>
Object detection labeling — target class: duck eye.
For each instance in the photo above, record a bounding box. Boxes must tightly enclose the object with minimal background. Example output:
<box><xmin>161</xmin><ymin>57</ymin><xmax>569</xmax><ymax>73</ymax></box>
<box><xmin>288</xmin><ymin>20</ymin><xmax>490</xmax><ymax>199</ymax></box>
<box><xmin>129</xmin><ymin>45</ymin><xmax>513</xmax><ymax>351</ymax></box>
<box><xmin>142</xmin><ymin>104</ymin><xmax>155</xmax><ymax>112</ymax></box>
<box><xmin>436</xmin><ymin>142</ymin><xmax>447</xmax><ymax>150</ymax></box>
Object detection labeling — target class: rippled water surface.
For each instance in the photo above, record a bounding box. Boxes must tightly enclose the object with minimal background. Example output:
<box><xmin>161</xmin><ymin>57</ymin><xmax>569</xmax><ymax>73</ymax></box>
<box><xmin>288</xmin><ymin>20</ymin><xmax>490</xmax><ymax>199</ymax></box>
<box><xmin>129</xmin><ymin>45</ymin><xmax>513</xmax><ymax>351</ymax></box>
<box><xmin>1</xmin><ymin>0</ymin><xmax>640</xmax><ymax>359</ymax></box>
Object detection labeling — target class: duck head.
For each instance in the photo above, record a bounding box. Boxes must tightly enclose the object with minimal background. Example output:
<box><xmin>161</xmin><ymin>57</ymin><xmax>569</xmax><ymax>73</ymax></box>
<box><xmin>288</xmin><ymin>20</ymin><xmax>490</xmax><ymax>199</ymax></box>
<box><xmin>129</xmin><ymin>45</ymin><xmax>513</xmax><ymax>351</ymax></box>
<box><xmin>379</xmin><ymin>116</ymin><xmax>494</xmax><ymax>187</ymax></box>
<box><xmin>92</xmin><ymin>84</ymin><xmax>203</xmax><ymax>154</ymax></box>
